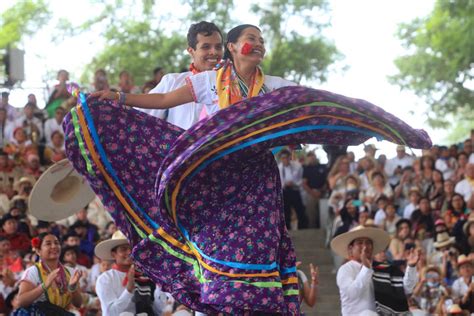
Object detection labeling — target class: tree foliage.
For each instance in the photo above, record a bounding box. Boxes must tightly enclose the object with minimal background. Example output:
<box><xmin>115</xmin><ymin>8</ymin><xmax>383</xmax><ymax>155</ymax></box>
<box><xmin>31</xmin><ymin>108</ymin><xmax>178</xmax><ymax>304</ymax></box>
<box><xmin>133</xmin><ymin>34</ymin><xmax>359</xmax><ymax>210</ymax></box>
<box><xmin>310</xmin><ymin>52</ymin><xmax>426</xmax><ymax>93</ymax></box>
<box><xmin>58</xmin><ymin>0</ymin><xmax>340</xmax><ymax>87</ymax></box>
<box><xmin>252</xmin><ymin>0</ymin><xmax>341</xmax><ymax>83</ymax></box>
<box><xmin>390</xmin><ymin>0</ymin><xmax>474</xmax><ymax>127</ymax></box>
<box><xmin>0</xmin><ymin>0</ymin><xmax>51</xmax><ymax>49</ymax></box>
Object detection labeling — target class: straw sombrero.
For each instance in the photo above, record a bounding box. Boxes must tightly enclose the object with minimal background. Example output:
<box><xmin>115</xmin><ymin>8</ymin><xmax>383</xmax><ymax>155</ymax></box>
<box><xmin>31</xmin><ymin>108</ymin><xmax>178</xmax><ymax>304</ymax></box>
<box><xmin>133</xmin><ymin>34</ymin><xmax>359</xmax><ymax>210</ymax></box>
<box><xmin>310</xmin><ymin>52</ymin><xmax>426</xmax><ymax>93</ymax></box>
<box><xmin>433</xmin><ymin>232</ymin><xmax>455</xmax><ymax>249</ymax></box>
<box><xmin>94</xmin><ymin>230</ymin><xmax>129</xmax><ymax>260</ymax></box>
<box><xmin>330</xmin><ymin>225</ymin><xmax>390</xmax><ymax>258</ymax></box>
<box><xmin>29</xmin><ymin>159</ymin><xmax>95</xmax><ymax>221</ymax></box>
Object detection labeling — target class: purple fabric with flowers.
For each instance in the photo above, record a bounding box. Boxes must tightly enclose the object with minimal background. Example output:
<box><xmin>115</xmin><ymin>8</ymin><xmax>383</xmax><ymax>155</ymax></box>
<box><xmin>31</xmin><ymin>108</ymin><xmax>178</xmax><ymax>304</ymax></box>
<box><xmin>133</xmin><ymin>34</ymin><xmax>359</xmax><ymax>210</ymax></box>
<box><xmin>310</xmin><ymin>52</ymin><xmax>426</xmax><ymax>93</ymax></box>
<box><xmin>64</xmin><ymin>86</ymin><xmax>431</xmax><ymax>315</ymax></box>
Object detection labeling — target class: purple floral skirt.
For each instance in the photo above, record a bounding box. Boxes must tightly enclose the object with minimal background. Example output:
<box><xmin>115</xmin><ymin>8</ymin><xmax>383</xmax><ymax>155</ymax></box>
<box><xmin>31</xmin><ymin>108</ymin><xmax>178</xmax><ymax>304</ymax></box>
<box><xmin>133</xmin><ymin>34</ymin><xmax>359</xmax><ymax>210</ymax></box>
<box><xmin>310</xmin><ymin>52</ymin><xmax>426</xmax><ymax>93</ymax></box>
<box><xmin>64</xmin><ymin>86</ymin><xmax>431</xmax><ymax>315</ymax></box>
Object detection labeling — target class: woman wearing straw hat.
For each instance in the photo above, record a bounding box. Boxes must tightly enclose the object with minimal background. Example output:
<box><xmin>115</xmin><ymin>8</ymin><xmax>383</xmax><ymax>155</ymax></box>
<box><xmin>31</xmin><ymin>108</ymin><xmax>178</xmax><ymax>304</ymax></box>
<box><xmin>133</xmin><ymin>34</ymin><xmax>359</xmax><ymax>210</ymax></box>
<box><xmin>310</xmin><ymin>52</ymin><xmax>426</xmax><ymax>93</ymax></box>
<box><xmin>65</xmin><ymin>24</ymin><xmax>432</xmax><ymax>315</ymax></box>
<box><xmin>95</xmin><ymin>230</ymin><xmax>173</xmax><ymax>316</ymax></box>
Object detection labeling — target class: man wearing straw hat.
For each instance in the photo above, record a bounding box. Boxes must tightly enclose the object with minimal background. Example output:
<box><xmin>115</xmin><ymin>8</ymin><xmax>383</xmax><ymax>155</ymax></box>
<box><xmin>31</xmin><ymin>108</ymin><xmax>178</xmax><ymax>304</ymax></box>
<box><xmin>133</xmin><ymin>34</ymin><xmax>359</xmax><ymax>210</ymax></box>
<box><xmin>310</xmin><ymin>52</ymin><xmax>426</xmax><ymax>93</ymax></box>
<box><xmin>95</xmin><ymin>230</ymin><xmax>173</xmax><ymax>316</ymax></box>
<box><xmin>331</xmin><ymin>225</ymin><xmax>391</xmax><ymax>315</ymax></box>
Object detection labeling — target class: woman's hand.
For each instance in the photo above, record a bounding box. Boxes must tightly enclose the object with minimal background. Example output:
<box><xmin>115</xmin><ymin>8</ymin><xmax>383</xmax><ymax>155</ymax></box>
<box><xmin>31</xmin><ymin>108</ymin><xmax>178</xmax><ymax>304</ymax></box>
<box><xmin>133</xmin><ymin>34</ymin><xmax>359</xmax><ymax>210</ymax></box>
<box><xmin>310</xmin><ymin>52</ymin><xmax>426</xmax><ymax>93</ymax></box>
<box><xmin>309</xmin><ymin>263</ymin><xmax>319</xmax><ymax>286</ymax></box>
<box><xmin>68</xmin><ymin>269</ymin><xmax>83</xmax><ymax>289</ymax></box>
<box><xmin>44</xmin><ymin>268</ymin><xmax>61</xmax><ymax>289</ymax></box>
<box><xmin>89</xmin><ymin>90</ymin><xmax>118</xmax><ymax>101</ymax></box>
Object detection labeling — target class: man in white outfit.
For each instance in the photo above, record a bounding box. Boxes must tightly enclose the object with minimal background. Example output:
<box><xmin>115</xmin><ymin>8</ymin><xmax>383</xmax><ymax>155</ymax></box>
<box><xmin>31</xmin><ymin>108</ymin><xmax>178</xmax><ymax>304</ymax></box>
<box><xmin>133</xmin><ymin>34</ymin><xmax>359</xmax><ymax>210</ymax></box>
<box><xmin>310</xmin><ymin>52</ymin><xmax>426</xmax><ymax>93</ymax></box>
<box><xmin>95</xmin><ymin>231</ymin><xmax>173</xmax><ymax>316</ymax></box>
<box><xmin>331</xmin><ymin>225</ymin><xmax>418</xmax><ymax>315</ymax></box>
<box><xmin>140</xmin><ymin>21</ymin><xmax>224</xmax><ymax>130</ymax></box>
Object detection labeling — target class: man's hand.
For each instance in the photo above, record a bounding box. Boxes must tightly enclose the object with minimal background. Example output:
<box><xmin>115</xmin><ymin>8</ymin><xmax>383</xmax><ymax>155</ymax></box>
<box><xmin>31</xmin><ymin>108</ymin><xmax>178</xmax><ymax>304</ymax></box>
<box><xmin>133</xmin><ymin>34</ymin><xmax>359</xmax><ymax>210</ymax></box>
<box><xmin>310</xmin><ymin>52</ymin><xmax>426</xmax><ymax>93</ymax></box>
<box><xmin>126</xmin><ymin>265</ymin><xmax>135</xmax><ymax>293</ymax></box>
<box><xmin>407</xmin><ymin>248</ymin><xmax>421</xmax><ymax>267</ymax></box>
<box><xmin>361</xmin><ymin>246</ymin><xmax>372</xmax><ymax>268</ymax></box>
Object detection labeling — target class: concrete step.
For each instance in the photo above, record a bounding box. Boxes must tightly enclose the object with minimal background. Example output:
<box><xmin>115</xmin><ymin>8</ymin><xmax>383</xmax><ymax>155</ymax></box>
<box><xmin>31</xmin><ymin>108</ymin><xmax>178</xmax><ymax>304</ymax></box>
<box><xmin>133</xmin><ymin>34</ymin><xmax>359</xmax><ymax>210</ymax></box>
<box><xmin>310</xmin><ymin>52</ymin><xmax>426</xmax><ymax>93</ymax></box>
<box><xmin>290</xmin><ymin>229</ymin><xmax>341</xmax><ymax>316</ymax></box>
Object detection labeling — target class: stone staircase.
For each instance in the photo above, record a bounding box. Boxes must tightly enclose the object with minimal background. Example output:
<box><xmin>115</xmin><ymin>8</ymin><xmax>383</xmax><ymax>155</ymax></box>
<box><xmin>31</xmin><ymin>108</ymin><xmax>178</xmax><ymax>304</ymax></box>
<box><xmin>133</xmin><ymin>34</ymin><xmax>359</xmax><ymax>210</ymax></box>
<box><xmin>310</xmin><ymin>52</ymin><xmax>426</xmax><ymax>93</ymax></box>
<box><xmin>290</xmin><ymin>229</ymin><xmax>341</xmax><ymax>316</ymax></box>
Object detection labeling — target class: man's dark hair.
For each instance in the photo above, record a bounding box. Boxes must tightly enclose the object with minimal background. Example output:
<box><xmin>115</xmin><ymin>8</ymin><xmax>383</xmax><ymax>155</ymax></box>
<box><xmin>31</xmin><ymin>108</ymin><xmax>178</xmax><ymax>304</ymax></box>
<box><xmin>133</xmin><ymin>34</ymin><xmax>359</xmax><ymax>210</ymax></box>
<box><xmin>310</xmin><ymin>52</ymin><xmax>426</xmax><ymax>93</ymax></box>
<box><xmin>1</xmin><ymin>92</ymin><xmax>9</xmax><ymax>98</ymax></box>
<box><xmin>187</xmin><ymin>21</ymin><xmax>223</xmax><ymax>49</ymax></box>
<box><xmin>153</xmin><ymin>67</ymin><xmax>163</xmax><ymax>75</ymax></box>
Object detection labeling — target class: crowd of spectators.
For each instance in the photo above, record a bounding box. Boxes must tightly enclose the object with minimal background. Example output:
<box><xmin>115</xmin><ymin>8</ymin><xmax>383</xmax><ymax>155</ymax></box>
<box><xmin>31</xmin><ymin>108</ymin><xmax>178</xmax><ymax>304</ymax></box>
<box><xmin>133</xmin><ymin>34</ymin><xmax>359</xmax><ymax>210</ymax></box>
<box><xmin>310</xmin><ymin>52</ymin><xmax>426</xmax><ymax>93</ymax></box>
<box><xmin>278</xmin><ymin>133</ymin><xmax>474</xmax><ymax>314</ymax></box>
<box><xmin>0</xmin><ymin>68</ymin><xmax>193</xmax><ymax>315</ymax></box>
<box><xmin>1</xmin><ymin>66</ymin><xmax>474</xmax><ymax>315</ymax></box>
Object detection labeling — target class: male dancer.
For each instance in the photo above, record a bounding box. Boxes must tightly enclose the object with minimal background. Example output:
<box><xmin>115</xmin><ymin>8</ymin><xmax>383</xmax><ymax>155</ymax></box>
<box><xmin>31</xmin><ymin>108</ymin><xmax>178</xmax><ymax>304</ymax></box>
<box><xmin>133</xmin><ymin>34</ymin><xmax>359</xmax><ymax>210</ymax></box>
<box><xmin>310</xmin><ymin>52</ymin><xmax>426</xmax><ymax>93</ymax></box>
<box><xmin>140</xmin><ymin>21</ymin><xmax>224</xmax><ymax>129</ymax></box>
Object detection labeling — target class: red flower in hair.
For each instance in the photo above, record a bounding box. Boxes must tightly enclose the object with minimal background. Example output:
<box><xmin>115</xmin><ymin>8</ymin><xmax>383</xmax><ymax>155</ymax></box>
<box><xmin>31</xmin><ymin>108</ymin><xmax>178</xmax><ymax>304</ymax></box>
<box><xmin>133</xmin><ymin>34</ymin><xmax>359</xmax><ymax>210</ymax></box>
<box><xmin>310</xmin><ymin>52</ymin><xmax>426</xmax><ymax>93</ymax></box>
<box><xmin>31</xmin><ymin>237</ymin><xmax>41</xmax><ymax>249</ymax></box>
<box><xmin>241</xmin><ymin>43</ymin><xmax>253</xmax><ymax>55</ymax></box>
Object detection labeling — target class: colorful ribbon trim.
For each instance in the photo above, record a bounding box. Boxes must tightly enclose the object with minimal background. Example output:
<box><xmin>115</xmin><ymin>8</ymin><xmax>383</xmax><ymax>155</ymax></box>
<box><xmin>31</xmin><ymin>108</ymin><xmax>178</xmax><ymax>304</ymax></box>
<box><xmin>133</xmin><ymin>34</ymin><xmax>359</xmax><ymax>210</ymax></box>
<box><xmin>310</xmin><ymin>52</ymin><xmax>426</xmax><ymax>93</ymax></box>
<box><xmin>71</xmin><ymin>108</ymin><xmax>95</xmax><ymax>176</ymax></box>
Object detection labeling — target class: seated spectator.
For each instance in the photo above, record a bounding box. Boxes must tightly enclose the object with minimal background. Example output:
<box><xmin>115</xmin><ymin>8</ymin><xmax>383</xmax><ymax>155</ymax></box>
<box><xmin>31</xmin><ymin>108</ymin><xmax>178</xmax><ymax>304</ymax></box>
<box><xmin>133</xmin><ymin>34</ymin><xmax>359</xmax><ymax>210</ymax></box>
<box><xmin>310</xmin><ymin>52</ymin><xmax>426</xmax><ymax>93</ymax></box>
<box><xmin>22</xmin><ymin>153</ymin><xmax>43</xmax><ymax>179</ymax></box>
<box><xmin>411</xmin><ymin>197</ymin><xmax>435</xmax><ymax>242</ymax></box>
<box><xmin>103</xmin><ymin>221</ymin><xmax>117</xmax><ymax>240</ymax></box>
<box><xmin>403</xmin><ymin>187</ymin><xmax>421</xmax><ymax>219</ymax></box>
<box><xmin>15</xmin><ymin>233</ymin><xmax>83</xmax><ymax>315</ymax></box>
<box><xmin>441</xmin><ymin>179</ymin><xmax>457</xmax><ymax>214</ymax></box>
<box><xmin>394</xmin><ymin>166</ymin><xmax>417</xmax><ymax>211</ymax></box>
<box><xmin>412</xmin><ymin>266</ymin><xmax>449</xmax><ymax>315</ymax></box>
<box><xmin>333</xmin><ymin>198</ymin><xmax>360</xmax><ymax>238</ymax></box>
<box><xmin>329</xmin><ymin>174</ymin><xmax>362</xmax><ymax>214</ymax></box>
<box><xmin>430</xmin><ymin>232</ymin><xmax>458</xmax><ymax>285</ymax></box>
<box><xmin>357</xmin><ymin>156</ymin><xmax>376</xmax><ymax>191</ymax></box>
<box><xmin>381</xmin><ymin>203</ymin><xmax>401</xmax><ymax>236</ymax></box>
<box><xmin>427</xmin><ymin>169</ymin><xmax>444</xmax><ymax>215</ymax></box>
<box><xmin>417</xmin><ymin>155</ymin><xmax>435</xmax><ymax>196</ymax></box>
<box><xmin>444</xmin><ymin>193</ymin><xmax>468</xmax><ymax>233</ymax></box>
<box><xmin>364</xmin><ymin>171</ymin><xmax>393</xmax><ymax>210</ymax></box>
<box><xmin>43</xmin><ymin>106</ymin><xmax>66</xmax><ymax>147</ymax></box>
<box><xmin>389</xmin><ymin>219</ymin><xmax>412</xmax><ymax>260</ymax></box>
<box><xmin>118</xmin><ymin>70</ymin><xmax>140</xmax><ymax>94</ymax></box>
<box><xmin>74</xmin><ymin>207</ymin><xmax>100</xmax><ymax>243</ymax></box>
<box><xmin>43</xmin><ymin>131</ymin><xmax>66</xmax><ymax>165</ymax></box>
<box><xmin>328</xmin><ymin>155</ymin><xmax>351</xmax><ymax>191</ymax></box>
<box><xmin>60</xmin><ymin>246</ymin><xmax>89</xmax><ymax>292</ymax></box>
<box><xmin>452</xmin><ymin>255</ymin><xmax>474</xmax><ymax>312</ymax></box>
<box><xmin>0</xmin><ymin>214</ymin><xmax>30</xmax><ymax>255</ymax></box>
<box><xmin>62</xmin><ymin>232</ymin><xmax>91</xmax><ymax>268</ymax></box>
<box><xmin>455</xmin><ymin>163</ymin><xmax>474</xmax><ymax>210</ymax></box>
<box><xmin>453</xmin><ymin>152</ymin><xmax>469</xmax><ymax>183</ymax></box>
<box><xmin>45</xmin><ymin>70</ymin><xmax>71</xmax><ymax>118</ymax></box>
<box><xmin>4</xmin><ymin>127</ymin><xmax>35</xmax><ymax>166</ymax></box>
<box><xmin>0</xmin><ymin>92</ymin><xmax>18</xmax><ymax>122</ymax></box>
<box><xmin>14</xmin><ymin>103</ymin><xmax>43</xmax><ymax>143</ymax></box>
<box><xmin>0</xmin><ymin>236</ymin><xmax>22</xmax><ymax>275</ymax></box>
<box><xmin>373</xmin><ymin>195</ymin><xmax>389</xmax><ymax>226</ymax></box>
<box><xmin>0</xmin><ymin>108</ymin><xmax>13</xmax><ymax>149</ymax></box>
<box><xmin>88</xmin><ymin>257</ymin><xmax>111</xmax><ymax>294</ymax></box>
<box><xmin>385</xmin><ymin>145</ymin><xmax>415</xmax><ymax>187</ymax></box>
<box><xmin>435</xmin><ymin>146</ymin><xmax>456</xmax><ymax>181</ymax></box>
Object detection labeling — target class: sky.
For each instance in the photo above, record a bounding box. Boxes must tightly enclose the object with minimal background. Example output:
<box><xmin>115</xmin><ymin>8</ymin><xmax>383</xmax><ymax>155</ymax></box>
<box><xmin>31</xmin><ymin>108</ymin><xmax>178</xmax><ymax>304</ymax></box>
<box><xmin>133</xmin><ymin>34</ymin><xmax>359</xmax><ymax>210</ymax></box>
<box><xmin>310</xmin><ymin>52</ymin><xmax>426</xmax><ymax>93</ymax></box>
<box><xmin>2</xmin><ymin>0</ymin><xmax>442</xmax><ymax>161</ymax></box>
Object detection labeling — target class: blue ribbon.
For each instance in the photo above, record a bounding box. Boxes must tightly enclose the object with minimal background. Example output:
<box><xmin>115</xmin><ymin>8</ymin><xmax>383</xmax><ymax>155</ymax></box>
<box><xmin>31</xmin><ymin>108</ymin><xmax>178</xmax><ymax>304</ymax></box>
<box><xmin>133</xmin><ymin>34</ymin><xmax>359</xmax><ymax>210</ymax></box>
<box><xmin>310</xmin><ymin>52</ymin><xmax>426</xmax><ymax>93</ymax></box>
<box><xmin>78</xmin><ymin>94</ymin><xmax>159</xmax><ymax>230</ymax></box>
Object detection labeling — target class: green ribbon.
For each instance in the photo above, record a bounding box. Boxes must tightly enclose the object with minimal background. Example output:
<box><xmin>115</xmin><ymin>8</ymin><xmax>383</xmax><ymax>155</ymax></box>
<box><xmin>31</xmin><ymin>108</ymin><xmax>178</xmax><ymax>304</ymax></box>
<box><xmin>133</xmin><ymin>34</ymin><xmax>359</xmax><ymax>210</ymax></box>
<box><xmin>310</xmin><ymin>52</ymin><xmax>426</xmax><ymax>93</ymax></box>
<box><xmin>71</xmin><ymin>108</ymin><xmax>95</xmax><ymax>176</ymax></box>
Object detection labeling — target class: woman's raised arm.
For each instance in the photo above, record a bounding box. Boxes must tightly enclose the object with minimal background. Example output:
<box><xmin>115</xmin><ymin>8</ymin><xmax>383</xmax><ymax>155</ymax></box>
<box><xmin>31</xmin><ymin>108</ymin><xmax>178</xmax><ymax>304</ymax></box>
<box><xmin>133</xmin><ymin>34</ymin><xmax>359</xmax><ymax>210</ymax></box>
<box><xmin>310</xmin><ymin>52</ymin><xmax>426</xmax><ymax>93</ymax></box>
<box><xmin>91</xmin><ymin>85</ymin><xmax>194</xmax><ymax>109</ymax></box>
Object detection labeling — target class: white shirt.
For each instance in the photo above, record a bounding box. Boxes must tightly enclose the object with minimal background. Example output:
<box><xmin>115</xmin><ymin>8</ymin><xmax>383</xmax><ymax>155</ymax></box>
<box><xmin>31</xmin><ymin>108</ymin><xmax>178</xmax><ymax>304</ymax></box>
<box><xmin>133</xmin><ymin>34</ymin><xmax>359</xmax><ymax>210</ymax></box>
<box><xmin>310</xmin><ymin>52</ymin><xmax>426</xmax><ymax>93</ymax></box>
<box><xmin>96</xmin><ymin>269</ymin><xmax>168</xmax><ymax>316</ymax></box>
<box><xmin>278</xmin><ymin>161</ymin><xmax>303</xmax><ymax>188</ymax></box>
<box><xmin>435</xmin><ymin>158</ymin><xmax>455</xmax><ymax>180</ymax></box>
<box><xmin>403</xmin><ymin>203</ymin><xmax>417</xmax><ymax>219</ymax></box>
<box><xmin>385</xmin><ymin>155</ymin><xmax>414</xmax><ymax>186</ymax></box>
<box><xmin>20</xmin><ymin>265</ymin><xmax>75</xmax><ymax>303</ymax></box>
<box><xmin>452</xmin><ymin>277</ymin><xmax>470</xmax><ymax>299</ymax></box>
<box><xmin>186</xmin><ymin>70</ymin><xmax>296</xmax><ymax>115</ymax></box>
<box><xmin>455</xmin><ymin>178</ymin><xmax>473</xmax><ymax>202</ymax></box>
<box><xmin>337</xmin><ymin>260</ymin><xmax>418</xmax><ymax>316</ymax></box>
<box><xmin>0</xmin><ymin>103</ymin><xmax>18</xmax><ymax>122</ymax></box>
<box><xmin>373</xmin><ymin>209</ymin><xmax>386</xmax><ymax>226</ymax></box>
<box><xmin>12</xmin><ymin>115</ymin><xmax>43</xmax><ymax>141</ymax></box>
<box><xmin>44</xmin><ymin>117</ymin><xmax>64</xmax><ymax>145</ymax></box>
<box><xmin>140</xmin><ymin>72</ymin><xmax>204</xmax><ymax>130</ymax></box>
<box><xmin>337</xmin><ymin>260</ymin><xmax>375</xmax><ymax>316</ymax></box>
<box><xmin>469</xmin><ymin>153</ymin><xmax>474</xmax><ymax>164</ymax></box>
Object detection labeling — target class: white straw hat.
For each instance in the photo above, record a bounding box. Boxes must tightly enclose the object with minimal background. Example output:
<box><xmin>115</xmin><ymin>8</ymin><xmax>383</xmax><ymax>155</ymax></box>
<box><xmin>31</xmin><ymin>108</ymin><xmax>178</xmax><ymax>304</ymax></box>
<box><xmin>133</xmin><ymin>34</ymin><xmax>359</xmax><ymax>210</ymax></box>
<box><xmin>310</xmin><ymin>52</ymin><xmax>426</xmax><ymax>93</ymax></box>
<box><xmin>330</xmin><ymin>225</ymin><xmax>390</xmax><ymax>258</ymax></box>
<box><xmin>29</xmin><ymin>159</ymin><xmax>95</xmax><ymax>221</ymax></box>
<box><xmin>94</xmin><ymin>230</ymin><xmax>129</xmax><ymax>260</ymax></box>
